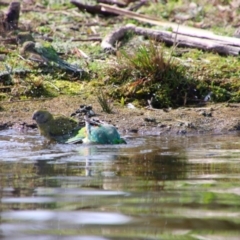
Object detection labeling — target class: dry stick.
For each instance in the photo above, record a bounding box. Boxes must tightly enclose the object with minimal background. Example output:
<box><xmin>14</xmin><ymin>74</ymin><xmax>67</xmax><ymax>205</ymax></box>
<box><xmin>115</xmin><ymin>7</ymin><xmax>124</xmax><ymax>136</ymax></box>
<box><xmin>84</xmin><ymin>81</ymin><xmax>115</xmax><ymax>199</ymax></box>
<box><xmin>133</xmin><ymin>26</ymin><xmax>240</xmax><ymax>55</ymax></box>
<box><xmin>168</xmin><ymin>23</ymin><xmax>179</xmax><ymax>63</ymax></box>
<box><xmin>102</xmin><ymin>24</ymin><xmax>240</xmax><ymax>55</ymax></box>
<box><xmin>100</xmin><ymin>4</ymin><xmax>240</xmax><ymax>55</ymax></box>
<box><xmin>97</xmin><ymin>0</ymin><xmax>127</xmax><ymax>8</ymax></box>
<box><xmin>101</xmin><ymin>25</ymin><xmax>134</xmax><ymax>50</ymax></box>
<box><xmin>71</xmin><ymin>0</ymin><xmax>117</xmax><ymax>16</ymax></box>
<box><xmin>99</xmin><ymin>3</ymin><xmax>227</xmax><ymax>40</ymax></box>
<box><xmin>99</xmin><ymin>3</ymin><xmax>208</xmax><ymax>32</ymax></box>
<box><xmin>71</xmin><ymin>37</ymin><xmax>102</xmax><ymax>42</ymax></box>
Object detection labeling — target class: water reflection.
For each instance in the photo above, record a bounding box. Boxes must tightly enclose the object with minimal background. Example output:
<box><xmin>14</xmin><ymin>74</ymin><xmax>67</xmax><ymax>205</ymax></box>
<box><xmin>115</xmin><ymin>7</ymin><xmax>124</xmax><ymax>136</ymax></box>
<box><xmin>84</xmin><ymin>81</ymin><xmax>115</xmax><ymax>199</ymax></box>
<box><xmin>0</xmin><ymin>129</ymin><xmax>240</xmax><ymax>239</ymax></box>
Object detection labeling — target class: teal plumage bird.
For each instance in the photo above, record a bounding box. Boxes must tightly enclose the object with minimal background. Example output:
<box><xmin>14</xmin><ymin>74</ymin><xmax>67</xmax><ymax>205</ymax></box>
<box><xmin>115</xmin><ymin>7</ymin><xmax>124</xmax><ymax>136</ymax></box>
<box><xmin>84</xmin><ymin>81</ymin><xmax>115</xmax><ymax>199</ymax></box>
<box><xmin>33</xmin><ymin>110</ymin><xmax>126</xmax><ymax>145</ymax></box>
<box><xmin>21</xmin><ymin>41</ymin><xmax>84</xmax><ymax>73</ymax></box>
<box><xmin>66</xmin><ymin>115</ymin><xmax>126</xmax><ymax>144</ymax></box>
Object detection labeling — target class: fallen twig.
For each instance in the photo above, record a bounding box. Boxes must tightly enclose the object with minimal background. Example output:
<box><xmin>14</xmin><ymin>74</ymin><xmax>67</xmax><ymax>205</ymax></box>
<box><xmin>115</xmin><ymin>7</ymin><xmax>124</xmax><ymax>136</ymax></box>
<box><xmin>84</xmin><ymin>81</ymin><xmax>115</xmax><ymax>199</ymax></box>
<box><xmin>71</xmin><ymin>0</ymin><xmax>117</xmax><ymax>16</ymax></box>
<box><xmin>97</xmin><ymin>0</ymin><xmax>128</xmax><ymax>8</ymax></box>
<box><xmin>101</xmin><ymin>24</ymin><xmax>240</xmax><ymax>55</ymax></box>
<box><xmin>71</xmin><ymin>37</ymin><xmax>102</xmax><ymax>42</ymax></box>
<box><xmin>101</xmin><ymin>25</ymin><xmax>133</xmax><ymax>51</ymax></box>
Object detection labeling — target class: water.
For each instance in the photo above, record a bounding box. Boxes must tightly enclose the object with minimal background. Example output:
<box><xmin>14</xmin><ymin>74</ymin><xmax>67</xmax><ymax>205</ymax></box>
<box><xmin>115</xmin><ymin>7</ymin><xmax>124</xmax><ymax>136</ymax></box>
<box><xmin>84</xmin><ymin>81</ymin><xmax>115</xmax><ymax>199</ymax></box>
<box><xmin>0</xmin><ymin>129</ymin><xmax>240</xmax><ymax>239</ymax></box>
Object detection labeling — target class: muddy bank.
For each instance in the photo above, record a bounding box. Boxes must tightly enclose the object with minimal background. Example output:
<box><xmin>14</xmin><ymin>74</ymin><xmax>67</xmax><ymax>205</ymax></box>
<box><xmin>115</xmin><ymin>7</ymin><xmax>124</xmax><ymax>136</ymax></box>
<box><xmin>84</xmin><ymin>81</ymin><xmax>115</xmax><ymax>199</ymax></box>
<box><xmin>0</xmin><ymin>96</ymin><xmax>240</xmax><ymax>136</ymax></box>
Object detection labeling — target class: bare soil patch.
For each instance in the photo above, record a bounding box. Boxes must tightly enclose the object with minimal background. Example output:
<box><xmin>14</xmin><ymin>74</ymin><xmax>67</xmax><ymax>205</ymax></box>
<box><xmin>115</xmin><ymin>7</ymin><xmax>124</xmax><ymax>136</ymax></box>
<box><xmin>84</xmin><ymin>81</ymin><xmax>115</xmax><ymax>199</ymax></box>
<box><xmin>1</xmin><ymin>96</ymin><xmax>240</xmax><ymax>137</ymax></box>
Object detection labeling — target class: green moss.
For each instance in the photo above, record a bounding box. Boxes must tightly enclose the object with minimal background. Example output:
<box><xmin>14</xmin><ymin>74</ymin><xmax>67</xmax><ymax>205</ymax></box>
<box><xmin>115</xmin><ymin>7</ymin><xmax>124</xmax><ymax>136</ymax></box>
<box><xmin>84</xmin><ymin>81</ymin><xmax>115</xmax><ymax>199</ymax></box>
<box><xmin>0</xmin><ymin>93</ymin><xmax>8</xmax><ymax>101</ymax></box>
<box><xmin>36</xmin><ymin>26</ymin><xmax>52</xmax><ymax>34</ymax></box>
<box><xmin>53</xmin><ymin>80</ymin><xmax>83</xmax><ymax>95</ymax></box>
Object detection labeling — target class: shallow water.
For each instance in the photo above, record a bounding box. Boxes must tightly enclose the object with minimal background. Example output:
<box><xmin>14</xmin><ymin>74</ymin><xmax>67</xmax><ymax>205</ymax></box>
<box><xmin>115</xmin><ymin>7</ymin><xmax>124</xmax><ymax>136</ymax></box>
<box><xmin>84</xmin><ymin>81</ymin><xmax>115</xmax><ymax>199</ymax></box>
<box><xmin>0</xmin><ymin>129</ymin><xmax>240</xmax><ymax>239</ymax></box>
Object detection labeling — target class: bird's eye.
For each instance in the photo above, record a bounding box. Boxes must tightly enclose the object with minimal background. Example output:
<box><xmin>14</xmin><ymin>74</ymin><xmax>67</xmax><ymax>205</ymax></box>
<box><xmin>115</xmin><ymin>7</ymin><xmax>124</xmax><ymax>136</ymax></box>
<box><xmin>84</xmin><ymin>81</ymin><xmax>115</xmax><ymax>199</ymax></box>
<box><xmin>37</xmin><ymin>113</ymin><xmax>42</xmax><ymax>119</ymax></box>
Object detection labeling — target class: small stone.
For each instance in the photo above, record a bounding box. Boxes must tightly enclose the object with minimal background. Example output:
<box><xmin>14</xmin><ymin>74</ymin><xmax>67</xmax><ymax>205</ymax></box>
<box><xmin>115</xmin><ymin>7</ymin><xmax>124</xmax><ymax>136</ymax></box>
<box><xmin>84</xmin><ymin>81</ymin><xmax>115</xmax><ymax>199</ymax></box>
<box><xmin>199</xmin><ymin>111</ymin><xmax>212</xmax><ymax>117</ymax></box>
<box><xmin>144</xmin><ymin>117</ymin><xmax>156</xmax><ymax>123</ymax></box>
<box><xmin>166</xmin><ymin>125</ymin><xmax>171</xmax><ymax>130</ymax></box>
<box><xmin>178</xmin><ymin>129</ymin><xmax>187</xmax><ymax>135</ymax></box>
<box><xmin>129</xmin><ymin>128</ymin><xmax>138</xmax><ymax>133</ymax></box>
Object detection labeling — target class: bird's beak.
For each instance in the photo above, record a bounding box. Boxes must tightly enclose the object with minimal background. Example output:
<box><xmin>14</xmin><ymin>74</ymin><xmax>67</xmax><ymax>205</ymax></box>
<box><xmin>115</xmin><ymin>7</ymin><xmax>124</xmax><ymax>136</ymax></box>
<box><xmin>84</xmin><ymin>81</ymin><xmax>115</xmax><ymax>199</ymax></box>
<box><xmin>32</xmin><ymin>113</ymin><xmax>36</xmax><ymax>120</ymax></box>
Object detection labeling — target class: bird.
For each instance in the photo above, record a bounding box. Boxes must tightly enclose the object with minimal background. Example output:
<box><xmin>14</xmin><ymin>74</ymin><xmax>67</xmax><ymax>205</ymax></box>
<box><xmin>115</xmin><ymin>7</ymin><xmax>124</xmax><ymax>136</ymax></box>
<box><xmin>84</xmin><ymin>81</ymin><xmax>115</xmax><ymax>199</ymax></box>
<box><xmin>66</xmin><ymin>115</ymin><xmax>126</xmax><ymax>144</ymax></box>
<box><xmin>33</xmin><ymin>110</ymin><xmax>126</xmax><ymax>145</ymax></box>
<box><xmin>20</xmin><ymin>41</ymin><xmax>84</xmax><ymax>73</ymax></box>
<box><xmin>32</xmin><ymin>110</ymin><xmax>84</xmax><ymax>143</ymax></box>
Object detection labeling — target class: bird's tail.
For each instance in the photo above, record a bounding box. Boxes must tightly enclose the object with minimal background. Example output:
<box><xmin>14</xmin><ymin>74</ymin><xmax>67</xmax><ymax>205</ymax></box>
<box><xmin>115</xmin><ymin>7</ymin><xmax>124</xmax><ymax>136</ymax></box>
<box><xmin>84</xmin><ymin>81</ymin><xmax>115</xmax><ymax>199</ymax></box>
<box><xmin>57</xmin><ymin>59</ymin><xmax>84</xmax><ymax>74</ymax></box>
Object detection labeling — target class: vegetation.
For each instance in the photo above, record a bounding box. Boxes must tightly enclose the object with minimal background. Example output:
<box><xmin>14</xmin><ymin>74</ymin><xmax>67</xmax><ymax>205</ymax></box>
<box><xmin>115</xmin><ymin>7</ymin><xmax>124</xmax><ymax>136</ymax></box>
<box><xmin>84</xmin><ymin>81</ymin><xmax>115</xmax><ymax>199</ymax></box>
<box><xmin>106</xmin><ymin>41</ymin><xmax>194</xmax><ymax>108</ymax></box>
<box><xmin>0</xmin><ymin>0</ymin><xmax>240</xmax><ymax>108</ymax></box>
<box><xmin>97</xmin><ymin>89</ymin><xmax>113</xmax><ymax>113</ymax></box>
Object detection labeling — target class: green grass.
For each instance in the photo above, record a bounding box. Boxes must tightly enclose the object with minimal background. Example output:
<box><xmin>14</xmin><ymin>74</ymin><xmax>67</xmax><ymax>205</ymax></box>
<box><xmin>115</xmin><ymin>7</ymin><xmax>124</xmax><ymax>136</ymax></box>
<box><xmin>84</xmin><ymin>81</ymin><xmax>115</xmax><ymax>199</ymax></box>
<box><xmin>106</xmin><ymin>41</ymin><xmax>196</xmax><ymax>107</ymax></box>
<box><xmin>97</xmin><ymin>89</ymin><xmax>113</xmax><ymax>113</ymax></box>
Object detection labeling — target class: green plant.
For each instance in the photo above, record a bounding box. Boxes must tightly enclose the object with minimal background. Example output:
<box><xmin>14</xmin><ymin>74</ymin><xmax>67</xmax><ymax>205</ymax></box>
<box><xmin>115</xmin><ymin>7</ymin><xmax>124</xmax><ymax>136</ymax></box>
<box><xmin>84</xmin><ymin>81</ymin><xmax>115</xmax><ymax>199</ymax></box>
<box><xmin>97</xmin><ymin>89</ymin><xmax>113</xmax><ymax>113</ymax></box>
<box><xmin>107</xmin><ymin>41</ymin><xmax>195</xmax><ymax>108</ymax></box>
<box><xmin>211</xmin><ymin>85</ymin><xmax>231</xmax><ymax>102</ymax></box>
<box><xmin>120</xmin><ymin>96</ymin><xmax>125</xmax><ymax>106</ymax></box>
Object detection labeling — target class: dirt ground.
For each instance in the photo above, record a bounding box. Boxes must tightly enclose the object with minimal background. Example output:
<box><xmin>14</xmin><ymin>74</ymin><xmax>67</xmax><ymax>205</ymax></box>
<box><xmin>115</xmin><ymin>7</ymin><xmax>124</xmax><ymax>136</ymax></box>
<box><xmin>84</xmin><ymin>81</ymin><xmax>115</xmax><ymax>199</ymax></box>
<box><xmin>0</xmin><ymin>95</ymin><xmax>240</xmax><ymax>137</ymax></box>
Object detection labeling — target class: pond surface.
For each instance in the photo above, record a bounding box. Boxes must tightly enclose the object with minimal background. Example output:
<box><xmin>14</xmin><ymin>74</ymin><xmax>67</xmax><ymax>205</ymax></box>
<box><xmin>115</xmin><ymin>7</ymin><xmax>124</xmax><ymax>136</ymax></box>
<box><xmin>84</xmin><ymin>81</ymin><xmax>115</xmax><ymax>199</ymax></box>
<box><xmin>0</xmin><ymin>129</ymin><xmax>240</xmax><ymax>240</ymax></box>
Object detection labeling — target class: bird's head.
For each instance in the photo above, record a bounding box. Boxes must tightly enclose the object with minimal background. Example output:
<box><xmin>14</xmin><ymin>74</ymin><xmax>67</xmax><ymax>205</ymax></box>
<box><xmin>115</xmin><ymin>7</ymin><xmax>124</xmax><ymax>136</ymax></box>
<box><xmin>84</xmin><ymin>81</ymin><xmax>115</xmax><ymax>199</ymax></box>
<box><xmin>32</xmin><ymin>110</ymin><xmax>53</xmax><ymax>124</ymax></box>
<box><xmin>16</xmin><ymin>33</ymin><xmax>35</xmax><ymax>46</ymax></box>
<box><xmin>20</xmin><ymin>41</ymin><xmax>36</xmax><ymax>55</ymax></box>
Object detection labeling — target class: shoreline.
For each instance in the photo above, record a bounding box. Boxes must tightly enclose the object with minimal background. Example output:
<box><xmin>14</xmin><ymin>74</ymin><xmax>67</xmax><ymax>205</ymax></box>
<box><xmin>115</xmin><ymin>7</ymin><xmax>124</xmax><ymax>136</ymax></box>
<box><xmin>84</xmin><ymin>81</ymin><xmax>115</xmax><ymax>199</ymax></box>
<box><xmin>1</xmin><ymin>96</ymin><xmax>240</xmax><ymax>137</ymax></box>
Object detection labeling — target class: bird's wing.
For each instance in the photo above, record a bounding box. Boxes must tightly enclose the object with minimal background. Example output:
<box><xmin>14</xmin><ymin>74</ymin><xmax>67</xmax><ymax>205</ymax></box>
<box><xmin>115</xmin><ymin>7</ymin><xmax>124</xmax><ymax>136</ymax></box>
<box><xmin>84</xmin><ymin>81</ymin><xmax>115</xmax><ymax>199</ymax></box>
<box><xmin>35</xmin><ymin>42</ymin><xmax>60</xmax><ymax>62</ymax></box>
<box><xmin>28</xmin><ymin>52</ymin><xmax>49</xmax><ymax>63</ymax></box>
<box><xmin>48</xmin><ymin>116</ymin><xmax>78</xmax><ymax>136</ymax></box>
<box><xmin>37</xmin><ymin>43</ymin><xmax>84</xmax><ymax>73</ymax></box>
<box><xmin>65</xmin><ymin>127</ymin><xmax>87</xmax><ymax>144</ymax></box>
<box><xmin>39</xmin><ymin>43</ymin><xmax>83</xmax><ymax>72</ymax></box>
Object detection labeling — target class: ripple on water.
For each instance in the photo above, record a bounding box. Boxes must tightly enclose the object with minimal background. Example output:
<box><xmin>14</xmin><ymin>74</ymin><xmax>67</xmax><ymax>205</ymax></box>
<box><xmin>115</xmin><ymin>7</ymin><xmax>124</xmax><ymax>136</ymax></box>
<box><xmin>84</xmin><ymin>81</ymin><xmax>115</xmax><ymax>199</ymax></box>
<box><xmin>1</xmin><ymin>210</ymin><xmax>131</xmax><ymax>225</ymax></box>
<box><xmin>1</xmin><ymin>129</ymin><xmax>240</xmax><ymax>239</ymax></box>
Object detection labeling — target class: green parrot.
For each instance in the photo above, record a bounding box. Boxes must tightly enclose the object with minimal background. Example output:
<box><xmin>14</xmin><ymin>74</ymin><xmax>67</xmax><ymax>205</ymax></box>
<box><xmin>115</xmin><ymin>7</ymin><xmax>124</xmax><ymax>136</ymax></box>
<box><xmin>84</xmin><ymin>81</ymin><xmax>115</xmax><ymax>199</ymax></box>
<box><xmin>66</xmin><ymin>115</ymin><xmax>126</xmax><ymax>144</ymax></box>
<box><xmin>33</xmin><ymin>110</ymin><xmax>126</xmax><ymax>144</ymax></box>
<box><xmin>32</xmin><ymin>110</ymin><xmax>85</xmax><ymax>143</ymax></box>
<box><xmin>20</xmin><ymin>41</ymin><xmax>84</xmax><ymax>73</ymax></box>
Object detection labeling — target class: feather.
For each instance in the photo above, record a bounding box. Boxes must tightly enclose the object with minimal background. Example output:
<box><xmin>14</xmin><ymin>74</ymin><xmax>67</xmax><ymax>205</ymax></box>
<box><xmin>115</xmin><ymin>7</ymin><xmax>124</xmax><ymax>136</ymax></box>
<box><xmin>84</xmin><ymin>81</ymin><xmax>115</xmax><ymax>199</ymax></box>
<box><xmin>79</xmin><ymin>115</ymin><xmax>126</xmax><ymax>144</ymax></box>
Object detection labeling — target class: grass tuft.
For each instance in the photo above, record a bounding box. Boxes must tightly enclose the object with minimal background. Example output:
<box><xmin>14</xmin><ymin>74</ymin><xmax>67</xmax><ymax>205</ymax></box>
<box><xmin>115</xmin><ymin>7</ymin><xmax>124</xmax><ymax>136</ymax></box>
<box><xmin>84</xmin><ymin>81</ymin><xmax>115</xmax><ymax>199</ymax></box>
<box><xmin>97</xmin><ymin>89</ymin><xmax>113</xmax><ymax>113</ymax></box>
<box><xmin>107</xmin><ymin>41</ymin><xmax>195</xmax><ymax>108</ymax></box>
